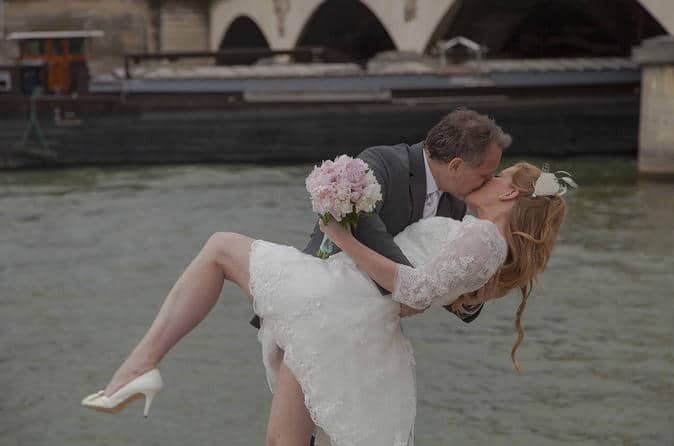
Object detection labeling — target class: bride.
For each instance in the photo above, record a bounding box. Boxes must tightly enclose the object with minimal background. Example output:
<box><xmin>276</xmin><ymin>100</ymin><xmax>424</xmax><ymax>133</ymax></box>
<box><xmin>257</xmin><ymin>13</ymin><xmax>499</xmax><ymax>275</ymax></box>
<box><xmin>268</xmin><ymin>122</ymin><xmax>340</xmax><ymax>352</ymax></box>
<box><xmin>82</xmin><ymin>162</ymin><xmax>568</xmax><ymax>446</ymax></box>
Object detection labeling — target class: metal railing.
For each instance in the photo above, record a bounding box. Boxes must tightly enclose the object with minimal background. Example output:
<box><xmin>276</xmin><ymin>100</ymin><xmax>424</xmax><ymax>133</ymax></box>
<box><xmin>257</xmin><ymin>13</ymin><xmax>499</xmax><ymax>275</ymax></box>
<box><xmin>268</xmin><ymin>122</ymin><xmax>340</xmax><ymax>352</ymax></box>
<box><xmin>123</xmin><ymin>46</ymin><xmax>356</xmax><ymax>79</ymax></box>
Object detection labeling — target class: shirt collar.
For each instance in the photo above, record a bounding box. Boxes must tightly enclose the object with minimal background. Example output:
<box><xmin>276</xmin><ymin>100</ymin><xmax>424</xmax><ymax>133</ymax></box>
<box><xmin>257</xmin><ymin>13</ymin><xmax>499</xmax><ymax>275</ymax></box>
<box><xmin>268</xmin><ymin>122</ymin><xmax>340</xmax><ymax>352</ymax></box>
<box><xmin>422</xmin><ymin>149</ymin><xmax>439</xmax><ymax>195</ymax></box>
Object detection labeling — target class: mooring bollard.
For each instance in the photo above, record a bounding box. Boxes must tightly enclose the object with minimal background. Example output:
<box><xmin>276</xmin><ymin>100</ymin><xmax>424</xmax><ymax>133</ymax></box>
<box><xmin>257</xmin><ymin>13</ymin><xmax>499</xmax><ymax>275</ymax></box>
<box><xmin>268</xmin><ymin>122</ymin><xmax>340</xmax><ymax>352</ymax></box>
<box><xmin>633</xmin><ymin>35</ymin><xmax>674</xmax><ymax>177</ymax></box>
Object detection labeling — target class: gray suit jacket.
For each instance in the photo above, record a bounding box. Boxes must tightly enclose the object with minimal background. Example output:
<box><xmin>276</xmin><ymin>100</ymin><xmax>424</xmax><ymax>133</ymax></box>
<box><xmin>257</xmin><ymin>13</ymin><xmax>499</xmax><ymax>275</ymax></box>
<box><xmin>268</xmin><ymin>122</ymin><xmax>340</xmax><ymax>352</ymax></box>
<box><xmin>250</xmin><ymin>142</ymin><xmax>480</xmax><ymax>329</ymax></box>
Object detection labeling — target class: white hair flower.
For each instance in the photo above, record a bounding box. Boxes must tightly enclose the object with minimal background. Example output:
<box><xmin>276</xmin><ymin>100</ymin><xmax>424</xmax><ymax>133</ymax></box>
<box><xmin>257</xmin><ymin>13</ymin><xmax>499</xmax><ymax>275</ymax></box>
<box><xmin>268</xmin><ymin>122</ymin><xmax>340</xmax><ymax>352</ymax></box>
<box><xmin>532</xmin><ymin>164</ymin><xmax>578</xmax><ymax>197</ymax></box>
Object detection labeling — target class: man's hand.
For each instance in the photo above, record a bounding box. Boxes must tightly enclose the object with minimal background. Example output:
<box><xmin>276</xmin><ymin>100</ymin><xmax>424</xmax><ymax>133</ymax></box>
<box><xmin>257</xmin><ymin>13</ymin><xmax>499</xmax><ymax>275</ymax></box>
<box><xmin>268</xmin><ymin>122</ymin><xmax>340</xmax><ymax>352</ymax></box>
<box><xmin>465</xmin><ymin>276</ymin><xmax>508</xmax><ymax>306</ymax></box>
<box><xmin>399</xmin><ymin>303</ymin><xmax>425</xmax><ymax>317</ymax></box>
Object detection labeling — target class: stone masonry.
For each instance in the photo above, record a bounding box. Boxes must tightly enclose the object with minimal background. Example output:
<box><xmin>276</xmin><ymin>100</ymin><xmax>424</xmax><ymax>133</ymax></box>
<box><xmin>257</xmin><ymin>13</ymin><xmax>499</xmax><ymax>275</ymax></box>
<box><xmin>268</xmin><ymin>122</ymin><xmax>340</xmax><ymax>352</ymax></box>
<box><xmin>0</xmin><ymin>0</ymin><xmax>209</xmax><ymax>73</ymax></box>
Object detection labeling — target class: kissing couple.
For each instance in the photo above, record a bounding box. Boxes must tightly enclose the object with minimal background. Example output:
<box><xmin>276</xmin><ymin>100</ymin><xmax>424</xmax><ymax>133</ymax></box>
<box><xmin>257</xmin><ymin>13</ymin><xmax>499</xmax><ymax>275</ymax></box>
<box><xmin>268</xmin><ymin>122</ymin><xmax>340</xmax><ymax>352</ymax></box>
<box><xmin>82</xmin><ymin>108</ymin><xmax>570</xmax><ymax>446</ymax></box>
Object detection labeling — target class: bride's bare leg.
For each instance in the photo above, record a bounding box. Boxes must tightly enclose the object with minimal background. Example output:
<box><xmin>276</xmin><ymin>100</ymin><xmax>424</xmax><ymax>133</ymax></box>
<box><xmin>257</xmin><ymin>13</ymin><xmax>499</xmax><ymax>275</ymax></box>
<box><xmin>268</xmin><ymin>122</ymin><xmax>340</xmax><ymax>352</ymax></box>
<box><xmin>103</xmin><ymin>232</ymin><xmax>254</xmax><ymax>396</ymax></box>
<box><xmin>266</xmin><ymin>359</ymin><xmax>315</xmax><ymax>446</ymax></box>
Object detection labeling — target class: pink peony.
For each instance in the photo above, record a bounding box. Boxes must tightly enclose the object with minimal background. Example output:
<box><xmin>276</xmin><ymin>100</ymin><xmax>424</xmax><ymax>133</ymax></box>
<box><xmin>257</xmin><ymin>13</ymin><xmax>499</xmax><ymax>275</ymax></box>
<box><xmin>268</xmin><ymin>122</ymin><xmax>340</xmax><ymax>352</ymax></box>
<box><xmin>306</xmin><ymin>155</ymin><xmax>381</xmax><ymax>223</ymax></box>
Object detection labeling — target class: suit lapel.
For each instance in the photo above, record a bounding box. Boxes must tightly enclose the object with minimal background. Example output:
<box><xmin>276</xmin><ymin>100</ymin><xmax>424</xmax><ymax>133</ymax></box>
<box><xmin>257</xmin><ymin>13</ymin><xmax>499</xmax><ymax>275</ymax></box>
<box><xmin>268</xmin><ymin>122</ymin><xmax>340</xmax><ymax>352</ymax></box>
<box><xmin>408</xmin><ymin>142</ymin><xmax>426</xmax><ymax>222</ymax></box>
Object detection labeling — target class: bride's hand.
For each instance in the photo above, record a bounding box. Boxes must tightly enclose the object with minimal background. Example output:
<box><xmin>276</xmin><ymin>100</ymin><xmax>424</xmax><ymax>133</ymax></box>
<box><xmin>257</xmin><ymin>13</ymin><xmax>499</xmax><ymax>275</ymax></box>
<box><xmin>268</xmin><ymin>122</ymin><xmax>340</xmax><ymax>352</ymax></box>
<box><xmin>319</xmin><ymin>218</ymin><xmax>354</xmax><ymax>248</ymax></box>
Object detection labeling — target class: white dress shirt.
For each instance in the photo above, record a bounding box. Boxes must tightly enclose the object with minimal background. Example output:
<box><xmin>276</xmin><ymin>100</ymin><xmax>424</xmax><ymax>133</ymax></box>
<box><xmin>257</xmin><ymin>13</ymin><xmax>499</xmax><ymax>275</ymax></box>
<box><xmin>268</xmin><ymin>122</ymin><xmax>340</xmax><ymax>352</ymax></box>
<box><xmin>422</xmin><ymin>151</ymin><xmax>441</xmax><ymax>219</ymax></box>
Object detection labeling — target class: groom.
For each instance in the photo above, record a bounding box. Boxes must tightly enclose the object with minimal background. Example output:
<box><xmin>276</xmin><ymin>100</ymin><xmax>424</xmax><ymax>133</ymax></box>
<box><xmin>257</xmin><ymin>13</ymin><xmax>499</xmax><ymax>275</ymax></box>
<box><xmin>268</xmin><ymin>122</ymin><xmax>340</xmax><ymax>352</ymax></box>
<box><xmin>251</xmin><ymin>107</ymin><xmax>511</xmax><ymax>328</ymax></box>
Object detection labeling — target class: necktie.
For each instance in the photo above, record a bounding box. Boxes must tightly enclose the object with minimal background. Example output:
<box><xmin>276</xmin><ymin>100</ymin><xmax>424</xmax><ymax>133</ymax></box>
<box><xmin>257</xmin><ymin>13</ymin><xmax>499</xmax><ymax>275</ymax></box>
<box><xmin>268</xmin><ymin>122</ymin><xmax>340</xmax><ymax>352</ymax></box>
<box><xmin>423</xmin><ymin>190</ymin><xmax>441</xmax><ymax>218</ymax></box>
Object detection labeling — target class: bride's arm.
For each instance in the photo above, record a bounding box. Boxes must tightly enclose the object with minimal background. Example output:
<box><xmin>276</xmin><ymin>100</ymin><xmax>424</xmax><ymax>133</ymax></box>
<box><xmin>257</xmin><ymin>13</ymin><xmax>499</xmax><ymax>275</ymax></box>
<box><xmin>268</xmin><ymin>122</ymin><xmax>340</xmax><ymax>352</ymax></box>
<box><xmin>321</xmin><ymin>217</ymin><xmax>507</xmax><ymax>310</ymax></box>
<box><xmin>320</xmin><ymin>220</ymin><xmax>398</xmax><ymax>293</ymax></box>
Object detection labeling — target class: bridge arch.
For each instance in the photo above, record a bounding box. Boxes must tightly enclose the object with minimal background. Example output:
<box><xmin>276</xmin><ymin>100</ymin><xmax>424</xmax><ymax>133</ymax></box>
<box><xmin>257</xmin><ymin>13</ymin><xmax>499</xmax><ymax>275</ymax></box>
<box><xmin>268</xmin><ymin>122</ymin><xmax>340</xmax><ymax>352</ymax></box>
<box><xmin>210</xmin><ymin>1</ymin><xmax>276</xmax><ymax>51</ymax></box>
<box><xmin>295</xmin><ymin>0</ymin><xmax>396</xmax><ymax>62</ymax></box>
<box><xmin>219</xmin><ymin>16</ymin><xmax>270</xmax><ymax>49</ymax></box>
<box><xmin>426</xmin><ymin>0</ymin><xmax>668</xmax><ymax>58</ymax></box>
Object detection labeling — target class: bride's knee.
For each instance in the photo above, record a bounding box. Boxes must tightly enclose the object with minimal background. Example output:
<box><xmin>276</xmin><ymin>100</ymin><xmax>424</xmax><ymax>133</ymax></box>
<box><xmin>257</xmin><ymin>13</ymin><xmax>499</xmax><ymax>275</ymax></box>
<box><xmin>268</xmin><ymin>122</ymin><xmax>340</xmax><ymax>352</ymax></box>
<box><xmin>205</xmin><ymin>232</ymin><xmax>248</xmax><ymax>264</ymax></box>
<box><xmin>205</xmin><ymin>232</ymin><xmax>234</xmax><ymax>258</ymax></box>
<box><xmin>207</xmin><ymin>231</ymin><xmax>232</xmax><ymax>246</ymax></box>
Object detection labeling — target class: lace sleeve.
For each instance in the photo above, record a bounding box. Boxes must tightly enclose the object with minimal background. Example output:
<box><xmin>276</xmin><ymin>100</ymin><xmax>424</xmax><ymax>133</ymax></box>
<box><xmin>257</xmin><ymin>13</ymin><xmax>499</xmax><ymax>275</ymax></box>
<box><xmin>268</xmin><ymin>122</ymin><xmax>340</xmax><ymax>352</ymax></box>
<box><xmin>392</xmin><ymin>218</ymin><xmax>507</xmax><ymax>309</ymax></box>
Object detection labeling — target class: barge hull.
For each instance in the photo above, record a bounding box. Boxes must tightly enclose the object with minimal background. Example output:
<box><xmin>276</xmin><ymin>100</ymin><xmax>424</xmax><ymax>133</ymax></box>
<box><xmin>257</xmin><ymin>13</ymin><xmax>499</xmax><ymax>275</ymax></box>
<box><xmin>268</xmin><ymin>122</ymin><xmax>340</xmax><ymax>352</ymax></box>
<box><xmin>1</xmin><ymin>93</ymin><xmax>639</xmax><ymax>169</ymax></box>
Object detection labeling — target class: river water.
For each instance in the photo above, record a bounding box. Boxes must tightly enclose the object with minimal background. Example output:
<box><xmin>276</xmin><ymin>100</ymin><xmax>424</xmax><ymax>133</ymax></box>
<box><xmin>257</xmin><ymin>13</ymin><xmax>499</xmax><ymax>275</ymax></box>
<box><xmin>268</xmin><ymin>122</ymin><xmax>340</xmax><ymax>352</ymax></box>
<box><xmin>1</xmin><ymin>158</ymin><xmax>672</xmax><ymax>445</ymax></box>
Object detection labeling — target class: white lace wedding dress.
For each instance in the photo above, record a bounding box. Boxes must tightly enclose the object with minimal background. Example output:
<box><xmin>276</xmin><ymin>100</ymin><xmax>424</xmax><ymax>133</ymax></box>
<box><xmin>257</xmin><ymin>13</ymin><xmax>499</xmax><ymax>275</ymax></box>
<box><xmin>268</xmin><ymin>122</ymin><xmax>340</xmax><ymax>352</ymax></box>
<box><xmin>249</xmin><ymin>216</ymin><xmax>507</xmax><ymax>446</ymax></box>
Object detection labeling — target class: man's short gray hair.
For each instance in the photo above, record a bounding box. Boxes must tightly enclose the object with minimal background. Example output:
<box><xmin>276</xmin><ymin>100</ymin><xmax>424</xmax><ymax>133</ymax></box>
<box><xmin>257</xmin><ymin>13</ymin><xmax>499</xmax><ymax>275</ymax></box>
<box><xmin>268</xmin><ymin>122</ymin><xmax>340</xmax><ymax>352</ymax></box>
<box><xmin>424</xmin><ymin>108</ymin><xmax>512</xmax><ymax>166</ymax></box>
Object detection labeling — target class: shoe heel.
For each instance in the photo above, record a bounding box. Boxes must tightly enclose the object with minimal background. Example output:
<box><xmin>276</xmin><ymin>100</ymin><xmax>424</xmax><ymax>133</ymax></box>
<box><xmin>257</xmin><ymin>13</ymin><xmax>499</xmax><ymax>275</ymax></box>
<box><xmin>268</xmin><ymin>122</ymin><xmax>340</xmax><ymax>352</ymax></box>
<box><xmin>143</xmin><ymin>390</ymin><xmax>158</xmax><ymax>417</ymax></box>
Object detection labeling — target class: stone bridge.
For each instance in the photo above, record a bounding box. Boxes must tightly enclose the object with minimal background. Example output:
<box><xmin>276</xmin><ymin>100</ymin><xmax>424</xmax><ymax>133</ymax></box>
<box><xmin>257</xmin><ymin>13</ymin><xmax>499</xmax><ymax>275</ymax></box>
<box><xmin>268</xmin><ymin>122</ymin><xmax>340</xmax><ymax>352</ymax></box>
<box><xmin>208</xmin><ymin>0</ymin><xmax>673</xmax><ymax>59</ymax></box>
<box><xmin>2</xmin><ymin>0</ymin><xmax>672</xmax><ymax>69</ymax></box>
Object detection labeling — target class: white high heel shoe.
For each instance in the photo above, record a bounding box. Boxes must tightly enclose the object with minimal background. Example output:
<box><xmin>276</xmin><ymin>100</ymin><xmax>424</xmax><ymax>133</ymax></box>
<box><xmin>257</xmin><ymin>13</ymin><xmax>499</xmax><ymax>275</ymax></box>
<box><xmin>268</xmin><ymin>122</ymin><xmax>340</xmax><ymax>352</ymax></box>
<box><xmin>81</xmin><ymin>368</ymin><xmax>163</xmax><ymax>417</ymax></box>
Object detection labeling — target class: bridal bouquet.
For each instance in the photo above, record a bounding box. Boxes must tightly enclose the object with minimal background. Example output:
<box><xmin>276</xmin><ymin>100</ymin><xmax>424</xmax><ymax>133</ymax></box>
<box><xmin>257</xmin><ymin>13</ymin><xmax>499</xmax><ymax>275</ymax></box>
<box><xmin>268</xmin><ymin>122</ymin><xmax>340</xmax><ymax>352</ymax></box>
<box><xmin>305</xmin><ymin>155</ymin><xmax>382</xmax><ymax>258</ymax></box>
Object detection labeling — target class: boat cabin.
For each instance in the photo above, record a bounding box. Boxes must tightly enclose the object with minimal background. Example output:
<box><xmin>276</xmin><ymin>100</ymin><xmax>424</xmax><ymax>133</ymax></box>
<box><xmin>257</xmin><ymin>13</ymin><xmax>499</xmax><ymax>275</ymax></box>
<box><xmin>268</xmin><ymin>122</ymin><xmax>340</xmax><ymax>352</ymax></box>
<box><xmin>5</xmin><ymin>30</ymin><xmax>104</xmax><ymax>95</ymax></box>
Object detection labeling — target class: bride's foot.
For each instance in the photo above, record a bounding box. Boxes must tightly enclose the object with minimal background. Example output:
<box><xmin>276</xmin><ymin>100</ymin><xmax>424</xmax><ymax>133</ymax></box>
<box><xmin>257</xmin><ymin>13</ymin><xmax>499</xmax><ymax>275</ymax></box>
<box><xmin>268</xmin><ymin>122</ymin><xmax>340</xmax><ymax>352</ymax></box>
<box><xmin>104</xmin><ymin>360</ymin><xmax>156</xmax><ymax>396</ymax></box>
<box><xmin>82</xmin><ymin>367</ymin><xmax>163</xmax><ymax>417</ymax></box>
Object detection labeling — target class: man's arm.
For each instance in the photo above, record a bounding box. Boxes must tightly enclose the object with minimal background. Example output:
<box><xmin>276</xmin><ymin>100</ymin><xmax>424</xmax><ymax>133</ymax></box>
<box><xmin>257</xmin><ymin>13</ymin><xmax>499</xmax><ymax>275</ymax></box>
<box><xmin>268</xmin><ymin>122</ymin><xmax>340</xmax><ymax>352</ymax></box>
<box><xmin>303</xmin><ymin>212</ymin><xmax>410</xmax><ymax>268</ymax></box>
<box><xmin>351</xmin><ymin>147</ymin><xmax>413</xmax><ymax>269</ymax></box>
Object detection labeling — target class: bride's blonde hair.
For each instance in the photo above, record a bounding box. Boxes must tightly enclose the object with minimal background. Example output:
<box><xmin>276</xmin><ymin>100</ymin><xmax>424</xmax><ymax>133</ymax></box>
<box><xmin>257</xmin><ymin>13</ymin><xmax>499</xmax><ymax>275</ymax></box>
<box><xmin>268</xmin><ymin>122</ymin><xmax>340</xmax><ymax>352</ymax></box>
<box><xmin>452</xmin><ymin>162</ymin><xmax>567</xmax><ymax>371</ymax></box>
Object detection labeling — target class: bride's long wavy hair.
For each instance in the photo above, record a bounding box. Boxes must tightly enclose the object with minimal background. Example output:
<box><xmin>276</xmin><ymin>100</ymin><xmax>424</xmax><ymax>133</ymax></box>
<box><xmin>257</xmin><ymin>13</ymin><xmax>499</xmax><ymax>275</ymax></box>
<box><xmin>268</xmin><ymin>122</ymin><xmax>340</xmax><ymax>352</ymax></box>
<box><xmin>453</xmin><ymin>162</ymin><xmax>567</xmax><ymax>371</ymax></box>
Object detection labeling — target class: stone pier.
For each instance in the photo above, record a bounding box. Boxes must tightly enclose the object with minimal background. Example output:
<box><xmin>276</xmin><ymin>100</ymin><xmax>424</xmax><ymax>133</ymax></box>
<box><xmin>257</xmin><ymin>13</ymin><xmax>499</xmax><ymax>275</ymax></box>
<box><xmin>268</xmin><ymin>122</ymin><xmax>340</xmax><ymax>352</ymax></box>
<box><xmin>633</xmin><ymin>36</ymin><xmax>674</xmax><ymax>177</ymax></box>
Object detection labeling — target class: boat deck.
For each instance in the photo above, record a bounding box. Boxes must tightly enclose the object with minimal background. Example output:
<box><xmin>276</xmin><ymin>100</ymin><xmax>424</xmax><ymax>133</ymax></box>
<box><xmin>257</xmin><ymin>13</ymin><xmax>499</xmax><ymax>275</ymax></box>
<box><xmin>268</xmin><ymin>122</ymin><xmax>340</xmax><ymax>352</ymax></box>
<box><xmin>89</xmin><ymin>57</ymin><xmax>640</xmax><ymax>96</ymax></box>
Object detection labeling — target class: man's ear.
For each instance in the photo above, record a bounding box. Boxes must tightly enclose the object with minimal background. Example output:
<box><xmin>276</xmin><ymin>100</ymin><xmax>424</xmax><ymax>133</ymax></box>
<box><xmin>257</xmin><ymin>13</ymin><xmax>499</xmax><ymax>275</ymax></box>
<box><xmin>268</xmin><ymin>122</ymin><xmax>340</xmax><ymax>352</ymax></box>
<box><xmin>447</xmin><ymin>157</ymin><xmax>463</xmax><ymax>172</ymax></box>
<box><xmin>498</xmin><ymin>188</ymin><xmax>519</xmax><ymax>201</ymax></box>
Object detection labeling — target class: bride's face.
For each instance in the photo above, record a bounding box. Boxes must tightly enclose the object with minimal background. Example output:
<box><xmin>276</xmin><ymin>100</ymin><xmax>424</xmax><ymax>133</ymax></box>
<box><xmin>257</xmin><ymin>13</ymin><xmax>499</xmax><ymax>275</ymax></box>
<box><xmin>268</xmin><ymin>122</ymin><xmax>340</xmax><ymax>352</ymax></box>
<box><xmin>464</xmin><ymin>165</ymin><xmax>519</xmax><ymax>209</ymax></box>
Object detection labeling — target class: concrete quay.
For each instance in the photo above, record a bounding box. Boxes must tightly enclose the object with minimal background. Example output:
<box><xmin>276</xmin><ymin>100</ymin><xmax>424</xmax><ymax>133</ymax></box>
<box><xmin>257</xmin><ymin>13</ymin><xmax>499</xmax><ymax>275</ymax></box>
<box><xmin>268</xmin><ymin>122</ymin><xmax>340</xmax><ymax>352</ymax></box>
<box><xmin>633</xmin><ymin>36</ymin><xmax>674</xmax><ymax>177</ymax></box>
